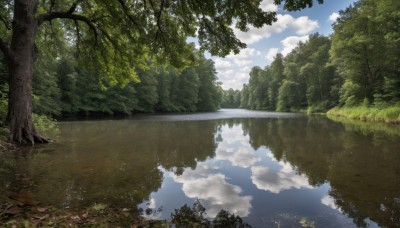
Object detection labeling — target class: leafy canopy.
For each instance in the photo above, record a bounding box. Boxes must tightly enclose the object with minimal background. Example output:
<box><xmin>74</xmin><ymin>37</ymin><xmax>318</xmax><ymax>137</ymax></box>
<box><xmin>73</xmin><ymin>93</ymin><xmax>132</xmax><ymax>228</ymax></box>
<box><xmin>0</xmin><ymin>0</ymin><xmax>323</xmax><ymax>86</ymax></box>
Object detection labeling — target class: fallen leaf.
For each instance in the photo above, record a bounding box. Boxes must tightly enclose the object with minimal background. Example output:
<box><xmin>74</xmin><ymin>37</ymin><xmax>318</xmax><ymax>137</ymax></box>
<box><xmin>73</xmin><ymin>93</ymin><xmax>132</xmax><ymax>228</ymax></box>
<box><xmin>36</xmin><ymin>207</ymin><xmax>47</xmax><ymax>213</ymax></box>
<box><xmin>33</xmin><ymin>214</ymin><xmax>49</xmax><ymax>220</ymax></box>
<box><xmin>5</xmin><ymin>206</ymin><xmax>21</xmax><ymax>215</ymax></box>
<box><xmin>70</xmin><ymin>215</ymin><xmax>81</xmax><ymax>222</ymax></box>
<box><xmin>81</xmin><ymin>212</ymin><xmax>89</xmax><ymax>218</ymax></box>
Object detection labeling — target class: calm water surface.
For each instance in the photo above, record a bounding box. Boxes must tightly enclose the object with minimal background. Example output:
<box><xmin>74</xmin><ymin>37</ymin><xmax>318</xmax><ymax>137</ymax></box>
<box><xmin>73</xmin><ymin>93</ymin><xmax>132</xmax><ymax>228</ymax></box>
<box><xmin>1</xmin><ymin>109</ymin><xmax>400</xmax><ymax>227</ymax></box>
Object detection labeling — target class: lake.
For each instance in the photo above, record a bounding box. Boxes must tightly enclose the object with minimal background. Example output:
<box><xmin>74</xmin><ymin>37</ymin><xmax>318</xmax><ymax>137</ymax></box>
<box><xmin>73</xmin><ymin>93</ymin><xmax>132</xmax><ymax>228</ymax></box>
<box><xmin>1</xmin><ymin>109</ymin><xmax>399</xmax><ymax>227</ymax></box>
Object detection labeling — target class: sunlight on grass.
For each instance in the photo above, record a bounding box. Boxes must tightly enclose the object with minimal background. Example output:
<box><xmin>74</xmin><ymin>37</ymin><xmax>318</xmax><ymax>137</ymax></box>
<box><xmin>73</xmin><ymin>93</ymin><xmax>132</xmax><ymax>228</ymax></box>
<box><xmin>327</xmin><ymin>105</ymin><xmax>400</xmax><ymax>124</ymax></box>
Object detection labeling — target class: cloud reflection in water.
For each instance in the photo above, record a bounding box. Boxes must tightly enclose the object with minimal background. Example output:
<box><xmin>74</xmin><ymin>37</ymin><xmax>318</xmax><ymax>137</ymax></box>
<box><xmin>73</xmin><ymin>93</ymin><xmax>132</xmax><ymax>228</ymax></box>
<box><xmin>215</xmin><ymin>125</ymin><xmax>261</xmax><ymax>168</ymax></box>
<box><xmin>170</xmin><ymin>162</ymin><xmax>252</xmax><ymax>217</ymax></box>
<box><xmin>251</xmin><ymin>165</ymin><xmax>312</xmax><ymax>194</ymax></box>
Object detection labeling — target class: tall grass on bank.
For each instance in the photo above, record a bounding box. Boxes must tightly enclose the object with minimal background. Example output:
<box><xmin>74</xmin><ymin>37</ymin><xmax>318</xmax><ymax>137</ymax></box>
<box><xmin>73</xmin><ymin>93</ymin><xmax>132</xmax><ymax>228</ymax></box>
<box><xmin>327</xmin><ymin>115</ymin><xmax>400</xmax><ymax>137</ymax></box>
<box><xmin>327</xmin><ymin>105</ymin><xmax>400</xmax><ymax>124</ymax></box>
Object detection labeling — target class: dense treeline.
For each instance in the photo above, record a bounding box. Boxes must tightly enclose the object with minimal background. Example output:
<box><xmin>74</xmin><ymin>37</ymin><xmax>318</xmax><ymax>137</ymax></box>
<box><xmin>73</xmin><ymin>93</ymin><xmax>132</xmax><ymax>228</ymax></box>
<box><xmin>240</xmin><ymin>0</ymin><xmax>400</xmax><ymax>114</ymax></box>
<box><xmin>0</xmin><ymin>50</ymin><xmax>222</xmax><ymax>120</ymax></box>
<box><xmin>221</xmin><ymin>89</ymin><xmax>241</xmax><ymax>108</ymax></box>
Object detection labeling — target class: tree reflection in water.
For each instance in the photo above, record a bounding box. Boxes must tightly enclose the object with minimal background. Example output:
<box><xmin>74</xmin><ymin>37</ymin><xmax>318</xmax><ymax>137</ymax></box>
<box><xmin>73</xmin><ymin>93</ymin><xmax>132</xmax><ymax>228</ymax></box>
<box><xmin>170</xmin><ymin>200</ymin><xmax>251</xmax><ymax>228</ymax></box>
<box><xmin>0</xmin><ymin>114</ymin><xmax>399</xmax><ymax>227</ymax></box>
<box><xmin>240</xmin><ymin>116</ymin><xmax>400</xmax><ymax>227</ymax></box>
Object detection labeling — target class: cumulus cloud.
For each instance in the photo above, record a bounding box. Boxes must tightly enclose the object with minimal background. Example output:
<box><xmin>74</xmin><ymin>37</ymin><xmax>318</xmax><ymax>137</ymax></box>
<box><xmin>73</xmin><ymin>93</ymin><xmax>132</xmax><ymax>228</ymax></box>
<box><xmin>171</xmin><ymin>162</ymin><xmax>252</xmax><ymax>217</ymax></box>
<box><xmin>214</xmin><ymin>47</ymin><xmax>258</xmax><ymax>89</ymax></box>
<box><xmin>281</xmin><ymin>35</ymin><xmax>309</xmax><ymax>56</ymax></box>
<box><xmin>234</xmin><ymin>14</ymin><xmax>318</xmax><ymax>45</ymax></box>
<box><xmin>251</xmin><ymin>162</ymin><xmax>312</xmax><ymax>193</ymax></box>
<box><xmin>260</xmin><ymin>0</ymin><xmax>278</xmax><ymax>12</ymax></box>
<box><xmin>328</xmin><ymin>12</ymin><xmax>340</xmax><ymax>23</ymax></box>
<box><xmin>216</xmin><ymin>65</ymin><xmax>252</xmax><ymax>90</ymax></box>
<box><xmin>215</xmin><ymin>125</ymin><xmax>261</xmax><ymax>168</ymax></box>
<box><xmin>266</xmin><ymin>48</ymin><xmax>279</xmax><ymax>64</ymax></box>
<box><xmin>290</xmin><ymin>16</ymin><xmax>319</xmax><ymax>35</ymax></box>
<box><xmin>321</xmin><ymin>195</ymin><xmax>340</xmax><ymax>211</ymax></box>
<box><xmin>214</xmin><ymin>59</ymin><xmax>233</xmax><ymax>71</ymax></box>
<box><xmin>226</xmin><ymin>48</ymin><xmax>256</xmax><ymax>66</ymax></box>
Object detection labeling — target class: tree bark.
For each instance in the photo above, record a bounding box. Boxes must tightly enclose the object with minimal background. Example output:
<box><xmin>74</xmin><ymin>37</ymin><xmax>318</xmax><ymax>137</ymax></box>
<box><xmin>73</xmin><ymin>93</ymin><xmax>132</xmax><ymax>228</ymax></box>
<box><xmin>7</xmin><ymin>0</ymin><xmax>48</xmax><ymax>145</ymax></box>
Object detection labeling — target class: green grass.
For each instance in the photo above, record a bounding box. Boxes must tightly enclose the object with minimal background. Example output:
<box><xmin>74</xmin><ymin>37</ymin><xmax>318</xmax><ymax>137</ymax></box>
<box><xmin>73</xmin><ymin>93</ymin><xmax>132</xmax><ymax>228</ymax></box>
<box><xmin>327</xmin><ymin>104</ymin><xmax>400</xmax><ymax>124</ymax></box>
<box><xmin>327</xmin><ymin>114</ymin><xmax>400</xmax><ymax>137</ymax></box>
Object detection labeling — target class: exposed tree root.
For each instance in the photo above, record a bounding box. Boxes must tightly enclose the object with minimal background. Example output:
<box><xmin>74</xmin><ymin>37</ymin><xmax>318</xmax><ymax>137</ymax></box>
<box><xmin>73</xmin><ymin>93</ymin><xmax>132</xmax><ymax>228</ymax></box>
<box><xmin>11</xmin><ymin>131</ymin><xmax>50</xmax><ymax>146</ymax></box>
<box><xmin>32</xmin><ymin>133</ymin><xmax>50</xmax><ymax>144</ymax></box>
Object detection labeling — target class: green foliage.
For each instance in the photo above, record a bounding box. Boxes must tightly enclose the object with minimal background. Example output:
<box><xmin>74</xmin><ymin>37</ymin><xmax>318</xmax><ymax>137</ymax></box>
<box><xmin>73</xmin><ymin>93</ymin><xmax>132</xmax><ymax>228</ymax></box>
<box><xmin>221</xmin><ymin>89</ymin><xmax>241</xmax><ymax>108</ymax></box>
<box><xmin>91</xmin><ymin>203</ymin><xmax>107</xmax><ymax>212</ymax></box>
<box><xmin>0</xmin><ymin>84</ymin><xmax>8</xmax><ymax>124</ymax></box>
<box><xmin>213</xmin><ymin>210</ymin><xmax>251</xmax><ymax>228</ymax></box>
<box><xmin>171</xmin><ymin>201</ymin><xmax>210</xmax><ymax>227</ymax></box>
<box><xmin>241</xmin><ymin>34</ymin><xmax>337</xmax><ymax>113</ymax></box>
<box><xmin>327</xmin><ymin>105</ymin><xmax>400</xmax><ymax>124</ymax></box>
<box><xmin>331</xmin><ymin>0</ymin><xmax>400</xmax><ymax>105</ymax></box>
<box><xmin>33</xmin><ymin>51</ymin><xmax>62</xmax><ymax>117</ymax></box>
<box><xmin>277</xmin><ymin>80</ymin><xmax>298</xmax><ymax>112</ymax></box>
<box><xmin>170</xmin><ymin>201</ymin><xmax>251</xmax><ymax>228</ymax></box>
<box><xmin>240</xmin><ymin>0</ymin><xmax>399</xmax><ymax>117</ymax></box>
<box><xmin>134</xmin><ymin>68</ymin><xmax>159</xmax><ymax>113</ymax></box>
<box><xmin>32</xmin><ymin>114</ymin><xmax>59</xmax><ymax>138</ymax></box>
<box><xmin>327</xmin><ymin>113</ymin><xmax>400</xmax><ymax>137</ymax></box>
<box><xmin>196</xmin><ymin>58</ymin><xmax>222</xmax><ymax>111</ymax></box>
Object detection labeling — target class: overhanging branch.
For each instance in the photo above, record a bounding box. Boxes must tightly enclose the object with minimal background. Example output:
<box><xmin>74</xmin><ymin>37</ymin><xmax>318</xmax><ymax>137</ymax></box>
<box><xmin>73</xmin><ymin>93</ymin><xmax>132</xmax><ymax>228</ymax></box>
<box><xmin>116</xmin><ymin>0</ymin><xmax>142</xmax><ymax>30</ymax></box>
<box><xmin>38</xmin><ymin>12</ymin><xmax>98</xmax><ymax>42</ymax></box>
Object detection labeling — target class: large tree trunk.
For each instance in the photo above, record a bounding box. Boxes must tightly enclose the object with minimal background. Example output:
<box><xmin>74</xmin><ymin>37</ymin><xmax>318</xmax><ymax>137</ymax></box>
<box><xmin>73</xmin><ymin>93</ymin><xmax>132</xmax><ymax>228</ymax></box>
<box><xmin>7</xmin><ymin>0</ymin><xmax>48</xmax><ymax>145</ymax></box>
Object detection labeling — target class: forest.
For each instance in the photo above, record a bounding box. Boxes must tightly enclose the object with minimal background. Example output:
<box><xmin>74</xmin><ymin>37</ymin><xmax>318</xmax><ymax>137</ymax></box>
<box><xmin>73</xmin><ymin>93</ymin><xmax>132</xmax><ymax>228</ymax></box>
<box><xmin>0</xmin><ymin>0</ymin><xmax>398</xmax><ymax>144</ymax></box>
<box><xmin>0</xmin><ymin>49</ymin><xmax>222</xmax><ymax>117</ymax></box>
<box><xmin>0</xmin><ymin>0</ymin><xmax>399</xmax><ymax>227</ymax></box>
<box><xmin>222</xmin><ymin>0</ymin><xmax>400</xmax><ymax>123</ymax></box>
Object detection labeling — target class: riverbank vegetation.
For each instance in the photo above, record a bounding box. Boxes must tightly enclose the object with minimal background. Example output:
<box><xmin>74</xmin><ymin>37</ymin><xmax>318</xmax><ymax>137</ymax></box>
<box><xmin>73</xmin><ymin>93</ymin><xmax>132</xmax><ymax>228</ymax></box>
<box><xmin>230</xmin><ymin>0</ymin><xmax>400</xmax><ymax>124</ymax></box>
<box><xmin>328</xmin><ymin>106</ymin><xmax>400</xmax><ymax>124</ymax></box>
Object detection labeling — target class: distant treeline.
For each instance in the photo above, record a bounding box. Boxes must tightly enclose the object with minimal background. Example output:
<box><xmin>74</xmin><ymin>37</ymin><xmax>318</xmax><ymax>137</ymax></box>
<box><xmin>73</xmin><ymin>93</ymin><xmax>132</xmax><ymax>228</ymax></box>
<box><xmin>0</xmin><ymin>51</ymin><xmax>222</xmax><ymax>119</ymax></box>
<box><xmin>222</xmin><ymin>0</ymin><xmax>400</xmax><ymax>113</ymax></box>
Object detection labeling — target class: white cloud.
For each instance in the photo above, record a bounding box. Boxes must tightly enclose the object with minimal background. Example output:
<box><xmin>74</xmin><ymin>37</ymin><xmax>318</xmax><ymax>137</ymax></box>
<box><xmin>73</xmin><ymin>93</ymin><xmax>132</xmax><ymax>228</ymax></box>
<box><xmin>226</xmin><ymin>48</ymin><xmax>256</xmax><ymax>66</ymax></box>
<box><xmin>233</xmin><ymin>14</ymin><xmax>318</xmax><ymax>45</ymax></box>
<box><xmin>215</xmin><ymin>125</ymin><xmax>261</xmax><ymax>168</ymax></box>
<box><xmin>216</xmin><ymin>64</ymin><xmax>252</xmax><ymax>90</ymax></box>
<box><xmin>214</xmin><ymin>59</ymin><xmax>233</xmax><ymax>71</ymax></box>
<box><xmin>214</xmin><ymin>48</ymin><xmax>257</xmax><ymax>89</ymax></box>
<box><xmin>328</xmin><ymin>12</ymin><xmax>340</xmax><ymax>23</ymax></box>
<box><xmin>260</xmin><ymin>0</ymin><xmax>278</xmax><ymax>12</ymax></box>
<box><xmin>171</xmin><ymin>162</ymin><xmax>252</xmax><ymax>217</ymax></box>
<box><xmin>251</xmin><ymin>165</ymin><xmax>312</xmax><ymax>194</ymax></box>
<box><xmin>321</xmin><ymin>194</ymin><xmax>343</xmax><ymax>213</ymax></box>
<box><xmin>281</xmin><ymin>35</ymin><xmax>309</xmax><ymax>56</ymax></box>
<box><xmin>266</xmin><ymin>48</ymin><xmax>279</xmax><ymax>64</ymax></box>
<box><xmin>290</xmin><ymin>16</ymin><xmax>319</xmax><ymax>35</ymax></box>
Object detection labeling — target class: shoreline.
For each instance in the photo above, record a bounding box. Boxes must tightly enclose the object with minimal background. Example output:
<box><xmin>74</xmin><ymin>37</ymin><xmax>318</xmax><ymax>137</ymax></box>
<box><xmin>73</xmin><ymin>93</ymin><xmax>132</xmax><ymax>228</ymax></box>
<box><xmin>327</xmin><ymin>106</ymin><xmax>400</xmax><ymax>125</ymax></box>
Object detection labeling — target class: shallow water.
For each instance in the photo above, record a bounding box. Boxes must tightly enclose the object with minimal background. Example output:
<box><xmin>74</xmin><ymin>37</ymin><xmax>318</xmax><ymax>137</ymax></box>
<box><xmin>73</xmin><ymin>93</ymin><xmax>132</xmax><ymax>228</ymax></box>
<box><xmin>1</xmin><ymin>109</ymin><xmax>400</xmax><ymax>227</ymax></box>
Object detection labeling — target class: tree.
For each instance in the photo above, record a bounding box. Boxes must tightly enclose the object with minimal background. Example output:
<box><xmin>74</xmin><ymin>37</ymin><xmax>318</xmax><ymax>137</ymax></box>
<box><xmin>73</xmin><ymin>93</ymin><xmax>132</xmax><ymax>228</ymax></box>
<box><xmin>221</xmin><ymin>89</ymin><xmax>241</xmax><ymax>108</ymax></box>
<box><xmin>172</xmin><ymin>67</ymin><xmax>200</xmax><ymax>112</ymax></box>
<box><xmin>0</xmin><ymin>0</ymin><xmax>323</xmax><ymax>144</ymax></box>
<box><xmin>134</xmin><ymin>68</ymin><xmax>159</xmax><ymax>113</ymax></box>
<box><xmin>330</xmin><ymin>0</ymin><xmax>400</xmax><ymax>106</ymax></box>
<box><xmin>196</xmin><ymin>57</ymin><xmax>221</xmax><ymax>112</ymax></box>
<box><xmin>268</xmin><ymin>53</ymin><xmax>285</xmax><ymax>110</ymax></box>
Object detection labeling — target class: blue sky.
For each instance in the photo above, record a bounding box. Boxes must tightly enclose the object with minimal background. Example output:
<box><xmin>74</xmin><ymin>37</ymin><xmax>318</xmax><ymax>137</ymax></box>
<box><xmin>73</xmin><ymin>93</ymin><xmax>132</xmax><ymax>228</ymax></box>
<box><xmin>207</xmin><ymin>0</ymin><xmax>356</xmax><ymax>90</ymax></box>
